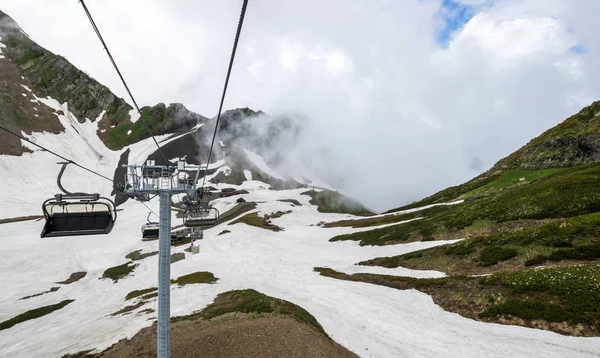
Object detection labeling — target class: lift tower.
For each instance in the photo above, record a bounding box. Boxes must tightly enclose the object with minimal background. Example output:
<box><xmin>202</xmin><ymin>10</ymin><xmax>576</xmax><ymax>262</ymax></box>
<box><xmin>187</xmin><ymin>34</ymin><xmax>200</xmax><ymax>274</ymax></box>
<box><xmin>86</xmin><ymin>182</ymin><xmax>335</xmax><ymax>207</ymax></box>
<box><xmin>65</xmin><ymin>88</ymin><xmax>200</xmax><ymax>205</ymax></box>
<box><xmin>121</xmin><ymin>160</ymin><xmax>206</xmax><ymax>358</ymax></box>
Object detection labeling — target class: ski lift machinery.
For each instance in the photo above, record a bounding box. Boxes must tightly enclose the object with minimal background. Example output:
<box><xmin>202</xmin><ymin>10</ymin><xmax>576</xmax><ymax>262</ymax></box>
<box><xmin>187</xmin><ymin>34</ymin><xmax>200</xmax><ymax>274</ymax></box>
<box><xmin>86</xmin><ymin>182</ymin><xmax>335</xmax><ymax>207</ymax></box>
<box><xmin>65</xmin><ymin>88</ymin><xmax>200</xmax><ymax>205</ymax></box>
<box><xmin>41</xmin><ymin>162</ymin><xmax>117</xmax><ymax>238</ymax></box>
<box><xmin>78</xmin><ymin>0</ymin><xmax>248</xmax><ymax>355</ymax></box>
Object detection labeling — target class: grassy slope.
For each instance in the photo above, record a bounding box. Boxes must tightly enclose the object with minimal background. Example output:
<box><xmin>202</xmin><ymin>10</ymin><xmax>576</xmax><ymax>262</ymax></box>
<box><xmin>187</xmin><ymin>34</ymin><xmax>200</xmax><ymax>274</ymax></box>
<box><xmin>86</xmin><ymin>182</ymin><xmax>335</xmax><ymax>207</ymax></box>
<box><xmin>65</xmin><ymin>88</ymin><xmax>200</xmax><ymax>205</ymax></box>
<box><xmin>361</xmin><ymin>212</ymin><xmax>600</xmax><ymax>275</ymax></box>
<box><xmin>388</xmin><ymin>100</ymin><xmax>600</xmax><ymax>212</ymax></box>
<box><xmin>303</xmin><ymin>190</ymin><xmax>373</xmax><ymax>216</ymax></box>
<box><xmin>230</xmin><ymin>212</ymin><xmax>283</xmax><ymax>232</ymax></box>
<box><xmin>344</xmin><ymin>103</ymin><xmax>600</xmax><ymax>336</ymax></box>
<box><xmin>171</xmin><ymin>271</ymin><xmax>218</xmax><ymax>286</ymax></box>
<box><xmin>333</xmin><ymin>162</ymin><xmax>600</xmax><ymax>247</ymax></box>
<box><xmin>172</xmin><ymin>289</ymin><xmax>327</xmax><ymax>336</ymax></box>
<box><xmin>0</xmin><ymin>300</ymin><xmax>74</xmax><ymax>331</ymax></box>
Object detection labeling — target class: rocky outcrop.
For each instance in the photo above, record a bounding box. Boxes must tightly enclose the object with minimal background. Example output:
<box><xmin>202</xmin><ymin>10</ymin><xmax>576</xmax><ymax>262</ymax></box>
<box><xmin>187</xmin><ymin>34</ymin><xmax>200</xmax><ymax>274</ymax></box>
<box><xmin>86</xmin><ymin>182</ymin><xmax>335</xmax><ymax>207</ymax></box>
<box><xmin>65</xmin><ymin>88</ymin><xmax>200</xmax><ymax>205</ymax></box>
<box><xmin>1</xmin><ymin>10</ymin><xmax>131</xmax><ymax>125</ymax></box>
<box><xmin>491</xmin><ymin>100</ymin><xmax>600</xmax><ymax>172</ymax></box>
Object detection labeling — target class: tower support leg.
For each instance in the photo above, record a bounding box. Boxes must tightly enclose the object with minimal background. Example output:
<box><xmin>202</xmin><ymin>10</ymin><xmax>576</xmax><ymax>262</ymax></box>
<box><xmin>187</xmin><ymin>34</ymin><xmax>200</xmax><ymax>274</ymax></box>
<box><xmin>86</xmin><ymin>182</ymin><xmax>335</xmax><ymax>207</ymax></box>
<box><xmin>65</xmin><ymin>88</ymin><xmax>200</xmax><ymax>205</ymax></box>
<box><xmin>157</xmin><ymin>190</ymin><xmax>172</xmax><ymax>358</ymax></box>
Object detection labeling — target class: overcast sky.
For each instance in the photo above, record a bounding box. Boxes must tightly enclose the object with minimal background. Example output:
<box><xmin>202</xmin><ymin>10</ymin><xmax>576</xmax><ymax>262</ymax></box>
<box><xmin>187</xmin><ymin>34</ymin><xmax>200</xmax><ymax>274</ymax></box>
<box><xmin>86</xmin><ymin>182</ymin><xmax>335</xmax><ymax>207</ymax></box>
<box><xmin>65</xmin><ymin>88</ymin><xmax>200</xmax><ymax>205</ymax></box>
<box><xmin>1</xmin><ymin>0</ymin><xmax>599</xmax><ymax>211</ymax></box>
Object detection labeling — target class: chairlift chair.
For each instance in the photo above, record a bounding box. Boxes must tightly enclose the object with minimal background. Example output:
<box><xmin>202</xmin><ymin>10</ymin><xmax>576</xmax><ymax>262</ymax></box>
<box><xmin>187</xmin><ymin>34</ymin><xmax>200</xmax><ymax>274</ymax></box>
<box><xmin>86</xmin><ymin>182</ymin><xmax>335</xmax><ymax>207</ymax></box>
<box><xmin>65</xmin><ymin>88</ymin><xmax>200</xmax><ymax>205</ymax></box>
<box><xmin>184</xmin><ymin>204</ymin><xmax>220</xmax><ymax>228</ymax></box>
<box><xmin>141</xmin><ymin>212</ymin><xmax>159</xmax><ymax>240</ymax></box>
<box><xmin>41</xmin><ymin>162</ymin><xmax>117</xmax><ymax>238</ymax></box>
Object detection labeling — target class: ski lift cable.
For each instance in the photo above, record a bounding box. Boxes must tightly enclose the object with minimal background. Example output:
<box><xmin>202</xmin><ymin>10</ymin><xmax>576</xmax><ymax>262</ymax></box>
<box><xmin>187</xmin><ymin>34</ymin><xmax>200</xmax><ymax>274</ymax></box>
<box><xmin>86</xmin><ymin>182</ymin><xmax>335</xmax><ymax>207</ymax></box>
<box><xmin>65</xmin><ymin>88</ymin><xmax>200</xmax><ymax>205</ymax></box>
<box><xmin>0</xmin><ymin>125</ymin><xmax>113</xmax><ymax>182</ymax></box>
<box><xmin>140</xmin><ymin>200</ymin><xmax>158</xmax><ymax>218</ymax></box>
<box><xmin>79</xmin><ymin>0</ymin><xmax>169</xmax><ymax>164</ymax></box>
<box><xmin>200</xmin><ymin>0</ymin><xmax>249</xmax><ymax>194</ymax></box>
<box><xmin>1</xmin><ymin>124</ymin><xmax>159</xmax><ymax>218</ymax></box>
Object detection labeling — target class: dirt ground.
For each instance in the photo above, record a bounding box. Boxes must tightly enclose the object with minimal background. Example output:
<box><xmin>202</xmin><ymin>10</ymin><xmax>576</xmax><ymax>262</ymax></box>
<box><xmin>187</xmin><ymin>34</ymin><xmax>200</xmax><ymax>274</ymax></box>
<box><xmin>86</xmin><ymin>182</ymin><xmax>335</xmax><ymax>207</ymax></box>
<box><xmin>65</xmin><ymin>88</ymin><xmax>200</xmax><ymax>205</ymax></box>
<box><xmin>98</xmin><ymin>313</ymin><xmax>358</xmax><ymax>358</ymax></box>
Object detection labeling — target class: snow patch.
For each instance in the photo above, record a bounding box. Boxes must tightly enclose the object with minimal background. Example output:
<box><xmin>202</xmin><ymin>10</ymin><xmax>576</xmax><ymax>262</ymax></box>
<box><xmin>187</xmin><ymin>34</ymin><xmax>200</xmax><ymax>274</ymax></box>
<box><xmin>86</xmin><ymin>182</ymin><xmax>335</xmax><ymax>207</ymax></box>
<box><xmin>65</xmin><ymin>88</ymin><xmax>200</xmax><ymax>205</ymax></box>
<box><xmin>1</xmin><ymin>181</ymin><xmax>599</xmax><ymax>357</ymax></box>
<box><xmin>129</xmin><ymin>109</ymin><xmax>140</xmax><ymax>123</ymax></box>
<box><xmin>390</xmin><ymin>200</ymin><xmax>465</xmax><ymax>216</ymax></box>
<box><xmin>243</xmin><ymin>170</ymin><xmax>252</xmax><ymax>181</ymax></box>
<box><xmin>0</xmin><ymin>37</ymin><xmax>5</xmax><ymax>54</ymax></box>
<box><xmin>243</xmin><ymin>149</ymin><xmax>285</xmax><ymax>180</ymax></box>
<box><xmin>20</xmin><ymin>85</ymin><xmax>32</xmax><ymax>92</ymax></box>
<box><xmin>219</xmin><ymin>140</ymin><xmax>225</xmax><ymax>147</ymax></box>
<box><xmin>34</xmin><ymin>114</ymin><xmax>38</xmax><ymax>118</ymax></box>
<box><xmin>204</xmin><ymin>165</ymin><xmax>231</xmax><ymax>183</ymax></box>
<box><xmin>0</xmin><ymin>96</ymin><xmax>116</xmax><ymax>217</ymax></box>
<box><xmin>168</xmin><ymin>155</ymin><xmax>187</xmax><ymax>164</ymax></box>
<box><xmin>127</xmin><ymin>130</ymin><xmax>132</xmax><ymax>135</ymax></box>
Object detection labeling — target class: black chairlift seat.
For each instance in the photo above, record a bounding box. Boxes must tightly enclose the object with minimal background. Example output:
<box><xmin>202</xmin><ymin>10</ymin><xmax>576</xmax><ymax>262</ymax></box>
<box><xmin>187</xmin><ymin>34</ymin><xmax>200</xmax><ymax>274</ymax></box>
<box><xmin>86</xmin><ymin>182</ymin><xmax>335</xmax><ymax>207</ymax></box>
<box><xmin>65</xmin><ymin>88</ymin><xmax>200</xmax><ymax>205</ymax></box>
<box><xmin>40</xmin><ymin>162</ymin><xmax>117</xmax><ymax>238</ymax></box>
<box><xmin>141</xmin><ymin>223</ymin><xmax>159</xmax><ymax>240</ymax></box>
<box><xmin>41</xmin><ymin>195</ymin><xmax>117</xmax><ymax>238</ymax></box>
<box><xmin>184</xmin><ymin>206</ymin><xmax>220</xmax><ymax>228</ymax></box>
<box><xmin>141</xmin><ymin>213</ymin><xmax>159</xmax><ymax>240</ymax></box>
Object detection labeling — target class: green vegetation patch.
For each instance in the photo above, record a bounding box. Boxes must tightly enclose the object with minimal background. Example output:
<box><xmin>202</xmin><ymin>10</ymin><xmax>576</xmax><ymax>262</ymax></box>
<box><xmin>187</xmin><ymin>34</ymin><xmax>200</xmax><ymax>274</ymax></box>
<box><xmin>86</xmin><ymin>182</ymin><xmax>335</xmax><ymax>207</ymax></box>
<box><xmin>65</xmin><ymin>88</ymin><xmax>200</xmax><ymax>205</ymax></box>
<box><xmin>316</xmin><ymin>265</ymin><xmax>600</xmax><ymax>336</ymax></box>
<box><xmin>0</xmin><ymin>300</ymin><xmax>74</xmax><ymax>331</ymax></box>
<box><xmin>21</xmin><ymin>287</ymin><xmax>59</xmax><ymax>300</ymax></box>
<box><xmin>385</xmin><ymin>174</ymin><xmax>497</xmax><ymax>213</ymax></box>
<box><xmin>480</xmin><ymin>264</ymin><xmax>600</xmax><ymax>327</ymax></box>
<box><xmin>360</xmin><ymin>211</ymin><xmax>600</xmax><ymax>275</ymax></box>
<box><xmin>348</xmin><ymin>162</ymin><xmax>600</xmax><ymax>250</ymax></box>
<box><xmin>125</xmin><ymin>287</ymin><xmax>157</xmax><ymax>301</ymax></box>
<box><xmin>102</xmin><ymin>262</ymin><xmax>137</xmax><ymax>282</ymax></box>
<box><xmin>60</xmin><ymin>350</ymin><xmax>95</xmax><ymax>358</ymax></box>
<box><xmin>479</xmin><ymin>246</ymin><xmax>519</xmax><ymax>267</ymax></box>
<box><xmin>56</xmin><ymin>272</ymin><xmax>87</xmax><ymax>285</ymax></box>
<box><xmin>172</xmin><ymin>289</ymin><xmax>327</xmax><ymax>336</ymax></box>
<box><xmin>219</xmin><ymin>202</ymin><xmax>257</xmax><ymax>222</ymax></box>
<box><xmin>171</xmin><ymin>271</ymin><xmax>218</xmax><ymax>286</ymax></box>
<box><xmin>110</xmin><ymin>302</ymin><xmax>146</xmax><ymax>316</ymax></box>
<box><xmin>126</xmin><ymin>250</ymin><xmax>158</xmax><ymax>261</ymax></box>
<box><xmin>461</xmin><ymin>168</ymin><xmax>564</xmax><ymax>197</ymax></box>
<box><xmin>264</xmin><ymin>210</ymin><xmax>292</xmax><ymax>220</ymax></box>
<box><xmin>230</xmin><ymin>212</ymin><xmax>283</xmax><ymax>232</ymax></box>
<box><xmin>303</xmin><ymin>189</ymin><xmax>373</xmax><ymax>216</ymax></box>
<box><xmin>330</xmin><ymin>214</ymin><xmax>446</xmax><ymax>246</ymax></box>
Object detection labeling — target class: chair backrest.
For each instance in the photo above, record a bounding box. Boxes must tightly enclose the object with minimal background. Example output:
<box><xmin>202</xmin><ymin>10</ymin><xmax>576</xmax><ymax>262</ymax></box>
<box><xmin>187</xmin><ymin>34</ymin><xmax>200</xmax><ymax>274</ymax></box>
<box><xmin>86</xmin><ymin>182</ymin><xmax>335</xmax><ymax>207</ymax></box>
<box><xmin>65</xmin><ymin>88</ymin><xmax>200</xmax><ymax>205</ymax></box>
<box><xmin>41</xmin><ymin>200</ymin><xmax>116</xmax><ymax>238</ymax></box>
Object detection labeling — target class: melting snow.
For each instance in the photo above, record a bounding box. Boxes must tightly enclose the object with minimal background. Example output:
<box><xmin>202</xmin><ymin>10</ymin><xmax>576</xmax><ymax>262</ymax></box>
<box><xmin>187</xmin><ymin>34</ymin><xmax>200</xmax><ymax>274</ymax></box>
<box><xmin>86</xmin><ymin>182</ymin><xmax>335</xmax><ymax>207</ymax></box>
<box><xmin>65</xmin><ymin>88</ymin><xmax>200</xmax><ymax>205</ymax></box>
<box><xmin>243</xmin><ymin>149</ymin><xmax>285</xmax><ymax>180</ymax></box>
<box><xmin>0</xmin><ymin>96</ymin><xmax>116</xmax><ymax>218</ymax></box>
<box><xmin>20</xmin><ymin>85</ymin><xmax>32</xmax><ymax>92</ymax></box>
<box><xmin>0</xmin><ymin>190</ymin><xmax>598</xmax><ymax>357</ymax></box>
<box><xmin>0</xmin><ymin>97</ymin><xmax>598</xmax><ymax>356</ymax></box>
<box><xmin>243</xmin><ymin>169</ymin><xmax>252</xmax><ymax>181</ymax></box>
<box><xmin>129</xmin><ymin>109</ymin><xmax>140</xmax><ymax>123</ymax></box>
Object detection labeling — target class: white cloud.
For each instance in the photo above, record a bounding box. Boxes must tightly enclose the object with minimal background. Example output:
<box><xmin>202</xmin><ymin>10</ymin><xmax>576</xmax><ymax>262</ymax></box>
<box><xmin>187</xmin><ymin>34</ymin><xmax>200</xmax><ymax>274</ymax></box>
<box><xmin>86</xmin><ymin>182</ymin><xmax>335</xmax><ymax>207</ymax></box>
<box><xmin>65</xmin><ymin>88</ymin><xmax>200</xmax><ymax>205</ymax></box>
<box><xmin>1</xmin><ymin>0</ymin><xmax>599</xmax><ymax>211</ymax></box>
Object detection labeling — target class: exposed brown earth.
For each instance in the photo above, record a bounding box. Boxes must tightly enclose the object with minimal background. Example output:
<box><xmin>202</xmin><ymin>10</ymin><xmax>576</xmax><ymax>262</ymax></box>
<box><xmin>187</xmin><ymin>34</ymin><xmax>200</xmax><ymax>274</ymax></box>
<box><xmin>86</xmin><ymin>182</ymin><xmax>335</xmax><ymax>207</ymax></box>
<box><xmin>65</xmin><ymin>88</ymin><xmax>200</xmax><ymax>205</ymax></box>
<box><xmin>97</xmin><ymin>313</ymin><xmax>357</xmax><ymax>358</ymax></box>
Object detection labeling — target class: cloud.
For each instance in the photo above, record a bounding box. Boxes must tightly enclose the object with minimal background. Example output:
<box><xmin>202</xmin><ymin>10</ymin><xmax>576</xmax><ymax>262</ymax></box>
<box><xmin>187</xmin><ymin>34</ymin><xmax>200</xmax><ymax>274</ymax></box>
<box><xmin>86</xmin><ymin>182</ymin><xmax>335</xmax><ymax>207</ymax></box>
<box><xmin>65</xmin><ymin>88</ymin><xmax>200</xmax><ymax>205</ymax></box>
<box><xmin>1</xmin><ymin>0</ymin><xmax>599</xmax><ymax>212</ymax></box>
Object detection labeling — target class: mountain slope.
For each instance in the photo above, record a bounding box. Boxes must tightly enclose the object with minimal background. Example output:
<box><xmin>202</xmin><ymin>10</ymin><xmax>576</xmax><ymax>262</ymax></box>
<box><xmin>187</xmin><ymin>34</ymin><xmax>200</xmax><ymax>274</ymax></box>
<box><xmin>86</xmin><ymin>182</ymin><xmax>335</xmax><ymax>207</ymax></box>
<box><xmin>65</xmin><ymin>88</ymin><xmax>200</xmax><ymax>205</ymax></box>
<box><xmin>390</xmin><ymin>100</ymin><xmax>600</xmax><ymax>212</ymax></box>
<box><xmin>341</xmin><ymin>100</ymin><xmax>600</xmax><ymax>336</ymax></box>
<box><xmin>0</xmin><ymin>8</ymin><xmax>598</xmax><ymax>358</ymax></box>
